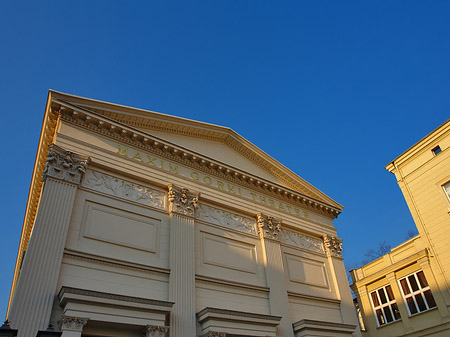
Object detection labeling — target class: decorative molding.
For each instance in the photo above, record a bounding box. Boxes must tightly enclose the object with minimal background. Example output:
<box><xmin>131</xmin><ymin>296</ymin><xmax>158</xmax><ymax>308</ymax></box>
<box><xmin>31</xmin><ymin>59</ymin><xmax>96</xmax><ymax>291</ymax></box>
<box><xmin>197</xmin><ymin>204</ymin><xmax>257</xmax><ymax>235</ymax></box>
<box><xmin>57</xmin><ymin>103</ymin><xmax>342</xmax><ymax>218</ymax></box>
<box><xmin>81</xmin><ymin>170</ymin><xmax>165</xmax><ymax>209</ymax></box>
<box><xmin>145</xmin><ymin>325</ymin><xmax>169</xmax><ymax>337</ymax></box>
<box><xmin>323</xmin><ymin>235</ymin><xmax>343</xmax><ymax>258</ymax></box>
<box><xmin>168</xmin><ymin>184</ymin><xmax>199</xmax><ymax>217</ymax></box>
<box><xmin>195</xmin><ymin>274</ymin><xmax>269</xmax><ymax>294</ymax></box>
<box><xmin>58</xmin><ymin>286</ymin><xmax>174</xmax><ymax>308</ymax></box>
<box><xmin>257</xmin><ymin>213</ymin><xmax>281</xmax><ymax>240</ymax></box>
<box><xmin>279</xmin><ymin>229</ymin><xmax>325</xmax><ymax>254</ymax></box>
<box><xmin>200</xmin><ymin>332</ymin><xmax>227</xmax><ymax>337</ymax></box>
<box><xmin>197</xmin><ymin>307</ymin><xmax>281</xmax><ymax>322</ymax></box>
<box><xmin>58</xmin><ymin>316</ymin><xmax>88</xmax><ymax>332</ymax></box>
<box><xmin>43</xmin><ymin>144</ymin><xmax>90</xmax><ymax>184</ymax></box>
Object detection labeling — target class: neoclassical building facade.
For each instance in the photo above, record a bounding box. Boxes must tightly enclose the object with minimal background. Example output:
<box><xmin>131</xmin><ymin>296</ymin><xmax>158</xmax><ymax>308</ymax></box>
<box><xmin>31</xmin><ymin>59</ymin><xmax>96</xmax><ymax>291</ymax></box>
<box><xmin>6</xmin><ymin>91</ymin><xmax>360</xmax><ymax>337</ymax></box>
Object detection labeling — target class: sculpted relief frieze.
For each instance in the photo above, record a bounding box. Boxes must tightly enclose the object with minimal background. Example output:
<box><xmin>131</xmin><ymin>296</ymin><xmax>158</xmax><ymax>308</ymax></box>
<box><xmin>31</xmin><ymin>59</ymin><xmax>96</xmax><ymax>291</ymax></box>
<box><xmin>279</xmin><ymin>229</ymin><xmax>325</xmax><ymax>254</ymax></box>
<box><xmin>197</xmin><ymin>204</ymin><xmax>257</xmax><ymax>235</ymax></box>
<box><xmin>81</xmin><ymin>170</ymin><xmax>166</xmax><ymax>209</ymax></box>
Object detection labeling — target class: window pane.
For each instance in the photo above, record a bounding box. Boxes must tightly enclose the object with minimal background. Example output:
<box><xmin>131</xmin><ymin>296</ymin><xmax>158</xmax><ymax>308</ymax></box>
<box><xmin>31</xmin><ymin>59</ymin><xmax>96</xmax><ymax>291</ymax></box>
<box><xmin>417</xmin><ymin>271</ymin><xmax>428</xmax><ymax>288</ymax></box>
<box><xmin>376</xmin><ymin>309</ymin><xmax>385</xmax><ymax>325</ymax></box>
<box><xmin>408</xmin><ymin>275</ymin><xmax>419</xmax><ymax>292</ymax></box>
<box><xmin>400</xmin><ymin>279</ymin><xmax>410</xmax><ymax>295</ymax></box>
<box><xmin>407</xmin><ymin>297</ymin><xmax>418</xmax><ymax>314</ymax></box>
<box><xmin>391</xmin><ymin>303</ymin><xmax>401</xmax><ymax>320</ymax></box>
<box><xmin>378</xmin><ymin>288</ymin><xmax>387</xmax><ymax>304</ymax></box>
<box><xmin>386</xmin><ymin>285</ymin><xmax>394</xmax><ymax>301</ymax></box>
<box><xmin>415</xmin><ymin>294</ymin><xmax>427</xmax><ymax>312</ymax></box>
<box><xmin>371</xmin><ymin>291</ymin><xmax>380</xmax><ymax>307</ymax></box>
<box><xmin>383</xmin><ymin>306</ymin><xmax>394</xmax><ymax>323</ymax></box>
<box><xmin>424</xmin><ymin>290</ymin><xmax>437</xmax><ymax>308</ymax></box>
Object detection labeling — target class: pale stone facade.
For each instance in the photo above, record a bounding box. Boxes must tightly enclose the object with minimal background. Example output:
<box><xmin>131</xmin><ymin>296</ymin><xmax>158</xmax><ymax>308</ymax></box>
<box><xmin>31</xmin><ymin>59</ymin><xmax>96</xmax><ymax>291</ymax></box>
<box><xmin>351</xmin><ymin>119</ymin><xmax>450</xmax><ymax>336</ymax></box>
<box><xmin>6</xmin><ymin>91</ymin><xmax>360</xmax><ymax>337</ymax></box>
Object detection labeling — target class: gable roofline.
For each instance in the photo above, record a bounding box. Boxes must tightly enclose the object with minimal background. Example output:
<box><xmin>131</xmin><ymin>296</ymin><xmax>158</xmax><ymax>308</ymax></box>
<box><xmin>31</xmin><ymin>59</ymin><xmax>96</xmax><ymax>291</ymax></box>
<box><xmin>386</xmin><ymin>118</ymin><xmax>450</xmax><ymax>173</ymax></box>
<box><xmin>50</xmin><ymin>90</ymin><xmax>342</xmax><ymax>209</ymax></box>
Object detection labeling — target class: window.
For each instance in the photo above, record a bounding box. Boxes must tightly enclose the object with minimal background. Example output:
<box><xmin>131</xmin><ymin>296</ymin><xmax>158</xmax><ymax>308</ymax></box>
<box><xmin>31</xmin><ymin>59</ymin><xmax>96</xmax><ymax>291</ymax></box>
<box><xmin>369</xmin><ymin>284</ymin><xmax>401</xmax><ymax>326</ymax></box>
<box><xmin>443</xmin><ymin>182</ymin><xmax>450</xmax><ymax>202</ymax></box>
<box><xmin>398</xmin><ymin>270</ymin><xmax>437</xmax><ymax>316</ymax></box>
<box><xmin>432</xmin><ymin>145</ymin><xmax>442</xmax><ymax>156</ymax></box>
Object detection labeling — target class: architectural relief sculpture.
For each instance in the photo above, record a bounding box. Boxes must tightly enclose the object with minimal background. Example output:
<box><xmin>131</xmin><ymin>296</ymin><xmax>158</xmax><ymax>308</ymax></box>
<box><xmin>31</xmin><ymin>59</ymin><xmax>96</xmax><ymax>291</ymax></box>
<box><xmin>168</xmin><ymin>184</ymin><xmax>199</xmax><ymax>216</ymax></box>
<box><xmin>323</xmin><ymin>235</ymin><xmax>343</xmax><ymax>258</ymax></box>
<box><xmin>43</xmin><ymin>144</ymin><xmax>89</xmax><ymax>184</ymax></box>
<box><xmin>82</xmin><ymin>170</ymin><xmax>165</xmax><ymax>209</ymax></box>
<box><xmin>197</xmin><ymin>204</ymin><xmax>257</xmax><ymax>235</ymax></box>
<box><xmin>257</xmin><ymin>213</ymin><xmax>281</xmax><ymax>240</ymax></box>
<box><xmin>145</xmin><ymin>325</ymin><xmax>168</xmax><ymax>337</ymax></box>
<box><xmin>58</xmin><ymin>316</ymin><xmax>88</xmax><ymax>332</ymax></box>
<box><xmin>279</xmin><ymin>229</ymin><xmax>325</xmax><ymax>254</ymax></box>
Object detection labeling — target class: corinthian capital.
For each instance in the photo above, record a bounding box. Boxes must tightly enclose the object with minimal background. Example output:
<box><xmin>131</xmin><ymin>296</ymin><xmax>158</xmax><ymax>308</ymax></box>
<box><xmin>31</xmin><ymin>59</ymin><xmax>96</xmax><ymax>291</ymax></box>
<box><xmin>43</xmin><ymin>144</ymin><xmax>90</xmax><ymax>185</ymax></box>
<box><xmin>145</xmin><ymin>325</ymin><xmax>169</xmax><ymax>337</ymax></box>
<box><xmin>58</xmin><ymin>316</ymin><xmax>88</xmax><ymax>332</ymax></box>
<box><xmin>200</xmin><ymin>332</ymin><xmax>227</xmax><ymax>337</ymax></box>
<box><xmin>323</xmin><ymin>235</ymin><xmax>343</xmax><ymax>258</ymax></box>
<box><xmin>168</xmin><ymin>184</ymin><xmax>199</xmax><ymax>217</ymax></box>
<box><xmin>257</xmin><ymin>213</ymin><xmax>281</xmax><ymax>240</ymax></box>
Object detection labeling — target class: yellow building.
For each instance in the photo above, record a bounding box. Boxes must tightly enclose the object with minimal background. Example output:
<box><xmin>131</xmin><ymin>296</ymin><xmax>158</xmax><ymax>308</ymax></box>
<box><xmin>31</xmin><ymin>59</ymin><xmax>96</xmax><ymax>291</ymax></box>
<box><xmin>351</xmin><ymin>119</ymin><xmax>450</xmax><ymax>336</ymax></box>
<box><xmin>6</xmin><ymin>91</ymin><xmax>360</xmax><ymax>337</ymax></box>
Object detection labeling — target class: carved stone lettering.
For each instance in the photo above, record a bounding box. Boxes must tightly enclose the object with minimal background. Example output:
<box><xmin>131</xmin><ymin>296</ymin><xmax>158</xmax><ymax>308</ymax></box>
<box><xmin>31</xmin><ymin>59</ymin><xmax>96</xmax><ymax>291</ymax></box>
<box><xmin>58</xmin><ymin>316</ymin><xmax>88</xmax><ymax>332</ymax></box>
<box><xmin>43</xmin><ymin>144</ymin><xmax>90</xmax><ymax>184</ymax></box>
<box><xmin>168</xmin><ymin>184</ymin><xmax>199</xmax><ymax>217</ymax></box>
<box><xmin>279</xmin><ymin>229</ymin><xmax>325</xmax><ymax>254</ymax></box>
<box><xmin>257</xmin><ymin>213</ymin><xmax>281</xmax><ymax>240</ymax></box>
<box><xmin>323</xmin><ymin>235</ymin><xmax>343</xmax><ymax>258</ymax></box>
<box><xmin>145</xmin><ymin>325</ymin><xmax>169</xmax><ymax>337</ymax></box>
<box><xmin>197</xmin><ymin>204</ymin><xmax>257</xmax><ymax>235</ymax></box>
<box><xmin>82</xmin><ymin>170</ymin><xmax>166</xmax><ymax>209</ymax></box>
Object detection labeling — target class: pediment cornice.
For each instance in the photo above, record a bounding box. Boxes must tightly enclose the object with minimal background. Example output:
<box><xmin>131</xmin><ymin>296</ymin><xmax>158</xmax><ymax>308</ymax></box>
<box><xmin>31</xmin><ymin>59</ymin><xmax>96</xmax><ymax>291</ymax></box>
<box><xmin>52</xmin><ymin>98</ymin><xmax>341</xmax><ymax>218</ymax></box>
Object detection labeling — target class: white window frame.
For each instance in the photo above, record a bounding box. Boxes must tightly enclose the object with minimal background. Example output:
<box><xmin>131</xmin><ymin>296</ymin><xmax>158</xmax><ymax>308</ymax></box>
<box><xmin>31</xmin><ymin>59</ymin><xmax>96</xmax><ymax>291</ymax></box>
<box><xmin>369</xmin><ymin>284</ymin><xmax>401</xmax><ymax>327</ymax></box>
<box><xmin>398</xmin><ymin>270</ymin><xmax>437</xmax><ymax>316</ymax></box>
<box><xmin>443</xmin><ymin>182</ymin><xmax>450</xmax><ymax>203</ymax></box>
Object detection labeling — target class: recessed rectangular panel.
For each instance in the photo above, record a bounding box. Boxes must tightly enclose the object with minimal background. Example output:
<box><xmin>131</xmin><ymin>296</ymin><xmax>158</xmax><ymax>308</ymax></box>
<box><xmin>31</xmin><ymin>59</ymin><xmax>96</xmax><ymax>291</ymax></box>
<box><xmin>202</xmin><ymin>234</ymin><xmax>257</xmax><ymax>274</ymax></box>
<box><xmin>286</xmin><ymin>254</ymin><xmax>329</xmax><ymax>289</ymax></box>
<box><xmin>83</xmin><ymin>201</ymin><xmax>159</xmax><ymax>253</ymax></box>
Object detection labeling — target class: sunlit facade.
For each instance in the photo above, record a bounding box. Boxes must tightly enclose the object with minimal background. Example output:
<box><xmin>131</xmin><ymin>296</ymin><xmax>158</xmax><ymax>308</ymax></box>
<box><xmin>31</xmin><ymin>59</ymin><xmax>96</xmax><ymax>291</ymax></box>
<box><xmin>6</xmin><ymin>91</ymin><xmax>360</xmax><ymax>337</ymax></box>
<box><xmin>351</xmin><ymin>119</ymin><xmax>450</xmax><ymax>336</ymax></box>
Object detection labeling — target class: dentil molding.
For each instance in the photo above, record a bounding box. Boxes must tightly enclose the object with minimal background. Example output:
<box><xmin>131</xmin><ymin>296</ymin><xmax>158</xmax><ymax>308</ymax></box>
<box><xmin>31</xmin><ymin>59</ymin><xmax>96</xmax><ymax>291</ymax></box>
<box><xmin>257</xmin><ymin>213</ymin><xmax>281</xmax><ymax>240</ymax></box>
<box><xmin>168</xmin><ymin>184</ymin><xmax>199</xmax><ymax>217</ymax></box>
<box><xmin>43</xmin><ymin>144</ymin><xmax>90</xmax><ymax>185</ymax></box>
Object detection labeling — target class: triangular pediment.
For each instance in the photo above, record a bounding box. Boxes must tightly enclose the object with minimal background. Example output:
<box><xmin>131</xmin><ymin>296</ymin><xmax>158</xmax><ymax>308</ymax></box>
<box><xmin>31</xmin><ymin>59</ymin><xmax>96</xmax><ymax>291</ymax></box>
<box><xmin>50</xmin><ymin>91</ymin><xmax>342</xmax><ymax>210</ymax></box>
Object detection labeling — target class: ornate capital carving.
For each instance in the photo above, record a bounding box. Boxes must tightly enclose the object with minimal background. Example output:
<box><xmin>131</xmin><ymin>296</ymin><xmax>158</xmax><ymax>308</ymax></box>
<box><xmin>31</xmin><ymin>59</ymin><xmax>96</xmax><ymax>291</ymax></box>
<box><xmin>43</xmin><ymin>144</ymin><xmax>90</xmax><ymax>185</ymax></box>
<box><xmin>58</xmin><ymin>316</ymin><xmax>88</xmax><ymax>332</ymax></box>
<box><xmin>200</xmin><ymin>332</ymin><xmax>227</xmax><ymax>337</ymax></box>
<box><xmin>168</xmin><ymin>184</ymin><xmax>199</xmax><ymax>217</ymax></box>
<box><xmin>323</xmin><ymin>235</ymin><xmax>343</xmax><ymax>258</ymax></box>
<box><xmin>257</xmin><ymin>213</ymin><xmax>281</xmax><ymax>240</ymax></box>
<box><xmin>145</xmin><ymin>325</ymin><xmax>169</xmax><ymax>337</ymax></box>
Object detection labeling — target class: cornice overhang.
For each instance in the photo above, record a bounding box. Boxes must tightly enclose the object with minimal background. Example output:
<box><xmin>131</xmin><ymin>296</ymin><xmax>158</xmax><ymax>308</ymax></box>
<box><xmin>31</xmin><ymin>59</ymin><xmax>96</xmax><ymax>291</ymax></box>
<box><xmin>50</xmin><ymin>90</ymin><xmax>342</xmax><ymax>210</ymax></box>
<box><xmin>52</xmin><ymin>98</ymin><xmax>342</xmax><ymax>218</ymax></box>
<box><xmin>8</xmin><ymin>92</ymin><xmax>59</xmax><ymax>315</ymax></box>
<box><xmin>385</xmin><ymin>118</ymin><xmax>450</xmax><ymax>174</ymax></box>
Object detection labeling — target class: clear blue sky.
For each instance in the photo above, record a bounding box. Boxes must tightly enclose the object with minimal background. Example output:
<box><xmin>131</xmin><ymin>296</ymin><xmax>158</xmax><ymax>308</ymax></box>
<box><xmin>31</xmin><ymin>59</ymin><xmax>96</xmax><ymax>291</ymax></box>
<box><xmin>1</xmin><ymin>1</ymin><xmax>449</xmax><ymax>319</ymax></box>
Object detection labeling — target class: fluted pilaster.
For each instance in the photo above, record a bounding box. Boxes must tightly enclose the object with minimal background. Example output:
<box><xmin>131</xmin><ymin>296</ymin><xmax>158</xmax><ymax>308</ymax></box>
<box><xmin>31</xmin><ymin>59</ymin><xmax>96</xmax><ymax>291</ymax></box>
<box><xmin>257</xmin><ymin>213</ymin><xmax>294</xmax><ymax>337</ymax></box>
<box><xmin>168</xmin><ymin>185</ymin><xmax>198</xmax><ymax>337</ymax></box>
<box><xmin>8</xmin><ymin>145</ymin><xmax>89</xmax><ymax>337</ymax></box>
